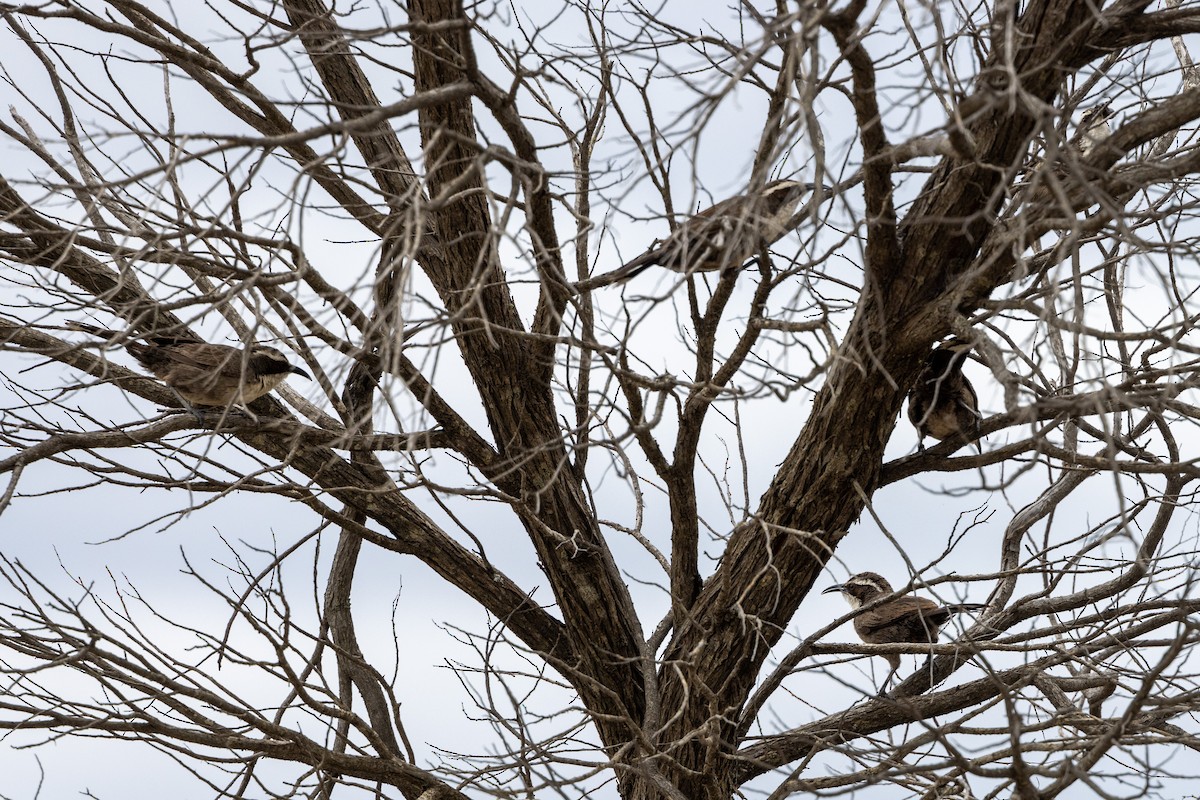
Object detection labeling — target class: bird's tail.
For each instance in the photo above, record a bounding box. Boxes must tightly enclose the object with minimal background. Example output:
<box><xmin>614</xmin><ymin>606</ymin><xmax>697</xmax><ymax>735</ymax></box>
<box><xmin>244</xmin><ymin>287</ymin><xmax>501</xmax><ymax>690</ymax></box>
<box><xmin>946</xmin><ymin>603</ymin><xmax>986</xmax><ymax>613</ymax></box>
<box><xmin>570</xmin><ymin>247</ymin><xmax>663</xmax><ymax>292</ymax></box>
<box><xmin>610</xmin><ymin>247</ymin><xmax>662</xmax><ymax>282</ymax></box>
<box><xmin>67</xmin><ymin>321</ymin><xmax>123</xmax><ymax>339</ymax></box>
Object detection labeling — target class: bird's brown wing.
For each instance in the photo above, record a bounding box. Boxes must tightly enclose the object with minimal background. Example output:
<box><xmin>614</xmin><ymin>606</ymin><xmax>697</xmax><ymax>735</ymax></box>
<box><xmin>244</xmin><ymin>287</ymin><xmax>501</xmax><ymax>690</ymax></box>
<box><xmin>957</xmin><ymin>374</ymin><xmax>981</xmax><ymax>425</ymax></box>
<box><xmin>139</xmin><ymin>342</ymin><xmax>258</xmax><ymax>405</ymax></box>
<box><xmin>657</xmin><ymin>214</ymin><xmax>732</xmax><ymax>272</ymax></box>
<box><xmin>907</xmin><ymin>383</ymin><xmax>933</xmax><ymax>428</ymax></box>
<box><xmin>146</xmin><ymin>343</ymin><xmax>250</xmax><ymax>389</ymax></box>
<box><xmin>159</xmin><ymin>343</ymin><xmax>244</xmax><ymax>373</ymax></box>
<box><xmin>857</xmin><ymin>596</ymin><xmax>949</xmax><ymax>640</ymax></box>
<box><xmin>612</xmin><ymin>192</ymin><xmax>756</xmax><ymax>279</ymax></box>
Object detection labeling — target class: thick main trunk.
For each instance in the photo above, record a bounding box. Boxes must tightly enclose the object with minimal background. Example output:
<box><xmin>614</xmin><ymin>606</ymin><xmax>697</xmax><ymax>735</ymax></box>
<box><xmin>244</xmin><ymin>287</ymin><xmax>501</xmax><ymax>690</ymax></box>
<box><xmin>407</xmin><ymin>0</ymin><xmax>648</xmax><ymax>763</ymax></box>
<box><xmin>619</xmin><ymin>1</ymin><xmax>1112</xmax><ymax>794</ymax></box>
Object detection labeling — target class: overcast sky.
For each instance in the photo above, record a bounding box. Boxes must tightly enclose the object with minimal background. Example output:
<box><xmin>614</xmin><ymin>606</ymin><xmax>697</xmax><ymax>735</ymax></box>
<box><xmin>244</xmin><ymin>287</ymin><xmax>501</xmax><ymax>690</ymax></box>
<box><xmin>2</xmin><ymin>1</ymin><xmax>1198</xmax><ymax>798</ymax></box>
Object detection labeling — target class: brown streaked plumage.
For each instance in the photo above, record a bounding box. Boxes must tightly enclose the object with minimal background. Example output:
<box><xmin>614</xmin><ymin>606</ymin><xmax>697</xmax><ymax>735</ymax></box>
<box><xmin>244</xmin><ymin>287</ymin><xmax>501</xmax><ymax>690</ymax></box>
<box><xmin>70</xmin><ymin>322</ymin><xmax>310</xmax><ymax>407</ymax></box>
<box><xmin>823</xmin><ymin>572</ymin><xmax>984</xmax><ymax>685</ymax></box>
<box><xmin>611</xmin><ymin>179</ymin><xmax>819</xmax><ymax>281</ymax></box>
<box><xmin>907</xmin><ymin>337</ymin><xmax>980</xmax><ymax>450</ymax></box>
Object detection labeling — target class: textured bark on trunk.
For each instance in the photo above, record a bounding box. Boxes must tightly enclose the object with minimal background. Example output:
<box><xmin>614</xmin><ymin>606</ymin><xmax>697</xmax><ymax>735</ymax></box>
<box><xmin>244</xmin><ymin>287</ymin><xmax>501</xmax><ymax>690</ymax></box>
<box><xmin>625</xmin><ymin>1</ymin><xmax>1115</xmax><ymax>795</ymax></box>
<box><xmin>407</xmin><ymin>0</ymin><xmax>648</xmax><ymax>780</ymax></box>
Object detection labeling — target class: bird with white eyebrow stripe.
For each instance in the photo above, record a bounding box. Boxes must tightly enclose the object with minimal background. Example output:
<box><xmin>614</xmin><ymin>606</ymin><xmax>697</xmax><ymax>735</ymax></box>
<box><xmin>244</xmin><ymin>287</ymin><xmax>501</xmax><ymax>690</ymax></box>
<box><xmin>823</xmin><ymin>572</ymin><xmax>984</xmax><ymax>689</ymax></box>
<box><xmin>70</xmin><ymin>322</ymin><xmax>311</xmax><ymax>411</ymax></box>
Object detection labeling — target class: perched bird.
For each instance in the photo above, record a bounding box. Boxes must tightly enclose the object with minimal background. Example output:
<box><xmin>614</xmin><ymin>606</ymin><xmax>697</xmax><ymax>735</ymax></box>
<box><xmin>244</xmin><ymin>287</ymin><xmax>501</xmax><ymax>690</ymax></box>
<box><xmin>608</xmin><ymin>179</ymin><xmax>819</xmax><ymax>282</ymax></box>
<box><xmin>1072</xmin><ymin>103</ymin><xmax>1115</xmax><ymax>158</ymax></box>
<box><xmin>1020</xmin><ymin>103</ymin><xmax>1116</xmax><ymax>184</ymax></box>
<box><xmin>907</xmin><ymin>337</ymin><xmax>980</xmax><ymax>450</ymax></box>
<box><xmin>823</xmin><ymin>571</ymin><xmax>984</xmax><ymax>686</ymax></box>
<box><xmin>69</xmin><ymin>322</ymin><xmax>310</xmax><ymax>407</ymax></box>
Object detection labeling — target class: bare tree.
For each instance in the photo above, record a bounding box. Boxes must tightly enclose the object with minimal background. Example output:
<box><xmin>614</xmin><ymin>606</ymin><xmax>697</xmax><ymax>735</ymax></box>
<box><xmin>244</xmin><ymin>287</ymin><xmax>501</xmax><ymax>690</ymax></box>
<box><xmin>3</xmin><ymin>0</ymin><xmax>1200</xmax><ymax>798</ymax></box>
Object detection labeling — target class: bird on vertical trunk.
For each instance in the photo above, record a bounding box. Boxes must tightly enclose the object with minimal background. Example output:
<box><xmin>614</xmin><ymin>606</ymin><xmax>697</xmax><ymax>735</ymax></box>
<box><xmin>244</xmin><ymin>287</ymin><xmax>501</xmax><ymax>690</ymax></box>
<box><xmin>823</xmin><ymin>572</ymin><xmax>984</xmax><ymax>688</ymax></box>
<box><xmin>69</xmin><ymin>322</ymin><xmax>311</xmax><ymax>408</ymax></box>
<box><xmin>907</xmin><ymin>337</ymin><xmax>981</xmax><ymax>450</ymax></box>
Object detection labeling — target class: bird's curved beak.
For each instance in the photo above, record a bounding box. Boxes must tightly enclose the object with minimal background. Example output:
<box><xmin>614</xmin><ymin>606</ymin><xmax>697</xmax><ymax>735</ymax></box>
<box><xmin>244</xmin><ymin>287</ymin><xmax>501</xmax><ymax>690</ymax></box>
<box><xmin>290</xmin><ymin>365</ymin><xmax>312</xmax><ymax>380</ymax></box>
<box><xmin>821</xmin><ymin>584</ymin><xmax>843</xmax><ymax>595</ymax></box>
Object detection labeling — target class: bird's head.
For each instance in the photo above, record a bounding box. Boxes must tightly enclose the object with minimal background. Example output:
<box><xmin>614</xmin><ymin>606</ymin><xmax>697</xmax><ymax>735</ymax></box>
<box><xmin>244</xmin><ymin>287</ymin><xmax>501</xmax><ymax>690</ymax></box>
<box><xmin>744</xmin><ymin>179</ymin><xmax>826</xmax><ymax>242</ymax></box>
<box><xmin>760</xmin><ymin>179</ymin><xmax>819</xmax><ymax>219</ymax></box>
<box><xmin>822</xmin><ymin>571</ymin><xmax>895</xmax><ymax>608</ymax></box>
<box><xmin>1078</xmin><ymin>103</ymin><xmax>1115</xmax><ymax>130</ymax></box>
<box><xmin>1076</xmin><ymin>105</ymin><xmax>1115</xmax><ymax>156</ymax></box>
<box><xmin>251</xmin><ymin>345</ymin><xmax>312</xmax><ymax>379</ymax></box>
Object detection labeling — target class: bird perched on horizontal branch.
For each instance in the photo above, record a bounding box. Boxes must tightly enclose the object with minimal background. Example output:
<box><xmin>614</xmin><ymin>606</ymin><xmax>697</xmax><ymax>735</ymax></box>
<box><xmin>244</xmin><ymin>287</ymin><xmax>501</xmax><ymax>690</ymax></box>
<box><xmin>69</xmin><ymin>322</ymin><xmax>310</xmax><ymax>408</ymax></box>
<box><xmin>602</xmin><ymin>179</ymin><xmax>821</xmax><ymax>283</ymax></box>
<box><xmin>823</xmin><ymin>571</ymin><xmax>984</xmax><ymax>687</ymax></box>
<box><xmin>907</xmin><ymin>337</ymin><xmax>981</xmax><ymax>450</ymax></box>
